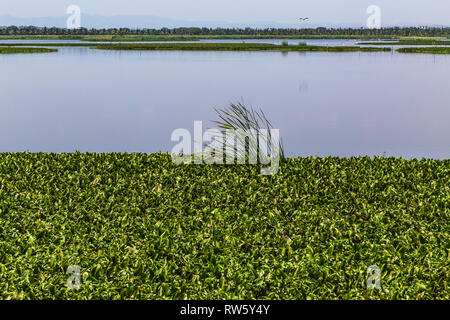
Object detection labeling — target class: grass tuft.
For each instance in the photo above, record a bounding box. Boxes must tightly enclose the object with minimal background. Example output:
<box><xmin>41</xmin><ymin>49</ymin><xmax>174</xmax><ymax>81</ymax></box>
<box><xmin>212</xmin><ymin>103</ymin><xmax>285</xmax><ymax>160</ymax></box>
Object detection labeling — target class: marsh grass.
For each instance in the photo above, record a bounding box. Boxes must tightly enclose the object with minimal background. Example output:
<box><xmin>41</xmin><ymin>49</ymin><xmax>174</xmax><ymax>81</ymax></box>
<box><xmin>396</xmin><ymin>47</ymin><xmax>450</xmax><ymax>54</ymax></box>
<box><xmin>0</xmin><ymin>42</ymin><xmax>392</xmax><ymax>52</ymax></box>
<box><xmin>0</xmin><ymin>47</ymin><xmax>58</xmax><ymax>54</ymax></box>
<box><xmin>212</xmin><ymin>103</ymin><xmax>285</xmax><ymax>161</ymax></box>
<box><xmin>360</xmin><ymin>40</ymin><xmax>450</xmax><ymax>45</ymax></box>
<box><xmin>92</xmin><ymin>43</ymin><xmax>391</xmax><ymax>52</ymax></box>
<box><xmin>0</xmin><ymin>35</ymin><xmax>200</xmax><ymax>42</ymax></box>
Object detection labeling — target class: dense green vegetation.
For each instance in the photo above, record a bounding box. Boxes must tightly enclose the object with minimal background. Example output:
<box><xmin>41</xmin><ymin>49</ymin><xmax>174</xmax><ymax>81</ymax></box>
<box><xmin>1</xmin><ymin>26</ymin><xmax>449</xmax><ymax>38</ymax></box>
<box><xmin>0</xmin><ymin>47</ymin><xmax>57</xmax><ymax>54</ymax></box>
<box><xmin>0</xmin><ymin>35</ymin><xmax>200</xmax><ymax>42</ymax></box>
<box><xmin>9</xmin><ymin>42</ymin><xmax>450</xmax><ymax>55</ymax></box>
<box><xmin>1</xmin><ymin>34</ymin><xmax>447</xmax><ymax>42</ymax></box>
<box><xmin>0</xmin><ymin>34</ymin><xmax>415</xmax><ymax>41</ymax></box>
<box><xmin>0</xmin><ymin>153</ymin><xmax>448</xmax><ymax>299</ymax></box>
<box><xmin>396</xmin><ymin>47</ymin><xmax>450</xmax><ymax>54</ymax></box>
<box><xmin>360</xmin><ymin>40</ymin><xmax>450</xmax><ymax>45</ymax></box>
<box><xmin>0</xmin><ymin>43</ymin><xmax>102</xmax><ymax>47</ymax></box>
<box><xmin>91</xmin><ymin>43</ymin><xmax>391</xmax><ymax>52</ymax></box>
<box><xmin>0</xmin><ymin>42</ymin><xmax>392</xmax><ymax>52</ymax></box>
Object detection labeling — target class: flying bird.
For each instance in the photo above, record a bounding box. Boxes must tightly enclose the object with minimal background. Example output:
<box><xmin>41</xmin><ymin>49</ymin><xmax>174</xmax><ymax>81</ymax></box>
<box><xmin>299</xmin><ymin>17</ymin><xmax>309</xmax><ymax>21</ymax></box>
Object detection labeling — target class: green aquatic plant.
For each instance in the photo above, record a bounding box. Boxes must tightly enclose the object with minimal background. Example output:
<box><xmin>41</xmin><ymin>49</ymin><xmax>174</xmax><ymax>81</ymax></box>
<box><xmin>0</xmin><ymin>153</ymin><xmax>448</xmax><ymax>299</ymax></box>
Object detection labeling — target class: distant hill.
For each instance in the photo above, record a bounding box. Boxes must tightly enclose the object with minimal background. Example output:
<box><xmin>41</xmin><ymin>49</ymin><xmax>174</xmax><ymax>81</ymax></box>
<box><xmin>0</xmin><ymin>13</ymin><xmax>288</xmax><ymax>28</ymax></box>
<box><xmin>0</xmin><ymin>13</ymin><xmax>369</xmax><ymax>29</ymax></box>
<box><xmin>1</xmin><ymin>14</ymin><xmax>448</xmax><ymax>30</ymax></box>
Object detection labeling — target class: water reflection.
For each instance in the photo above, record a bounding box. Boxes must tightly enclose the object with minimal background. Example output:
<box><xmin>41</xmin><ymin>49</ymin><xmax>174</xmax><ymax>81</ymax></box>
<box><xmin>1</xmin><ymin>46</ymin><xmax>449</xmax><ymax>159</ymax></box>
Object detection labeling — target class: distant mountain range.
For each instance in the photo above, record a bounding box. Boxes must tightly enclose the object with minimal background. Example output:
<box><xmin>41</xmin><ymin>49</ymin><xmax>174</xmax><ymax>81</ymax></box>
<box><xmin>0</xmin><ymin>14</ymin><xmax>363</xmax><ymax>29</ymax></box>
<box><xmin>0</xmin><ymin>14</ymin><xmax>447</xmax><ymax>29</ymax></box>
<box><xmin>0</xmin><ymin>14</ymin><xmax>290</xmax><ymax>29</ymax></box>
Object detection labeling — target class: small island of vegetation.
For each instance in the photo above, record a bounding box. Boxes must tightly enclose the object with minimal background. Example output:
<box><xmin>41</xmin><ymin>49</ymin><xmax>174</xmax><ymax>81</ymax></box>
<box><xmin>0</xmin><ymin>42</ymin><xmax>392</xmax><ymax>53</ymax></box>
<box><xmin>91</xmin><ymin>42</ymin><xmax>392</xmax><ymax>52</ymax></box>
<box><xmin>0</xmin><ymin>47</ymin><xmax>58</xmax><ymax>54</ymax></box>
<box><xmin>360</xmin><ymin>40</ymin><xmax>450</xmax><ymax>45</ymax></box>
<box><xmin>396</xmin><ymin>47</ymin><xmax>450</xmax><ymax>54</ymax></box>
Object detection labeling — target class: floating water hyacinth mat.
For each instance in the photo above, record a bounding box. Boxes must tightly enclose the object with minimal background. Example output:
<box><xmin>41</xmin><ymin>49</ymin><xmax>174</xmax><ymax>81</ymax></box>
<box><xmin>0</xmin><ymin>153</ymin><xmax>448</xmax><ymax>299</ymax></box>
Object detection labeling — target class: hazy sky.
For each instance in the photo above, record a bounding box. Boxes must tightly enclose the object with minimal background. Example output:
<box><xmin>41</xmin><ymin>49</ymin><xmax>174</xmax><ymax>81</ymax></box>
<box><xmin>1</xmin><ymin>0</ymin><xmax>449</xmax><ymax>25</ymax></box>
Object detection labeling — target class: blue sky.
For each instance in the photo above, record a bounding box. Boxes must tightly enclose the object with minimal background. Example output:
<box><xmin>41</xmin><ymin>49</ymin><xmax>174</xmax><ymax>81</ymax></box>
<box><xmin>1</xmin><ymin>0</ymin><xmax>449</xmax><ymax>25</ymax></box>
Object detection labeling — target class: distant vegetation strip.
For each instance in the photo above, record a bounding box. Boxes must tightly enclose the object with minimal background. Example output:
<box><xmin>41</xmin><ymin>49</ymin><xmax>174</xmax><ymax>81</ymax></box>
<box><xmin>0</xmin><ymin>35</ymin><xmax>415</xmax><ymax>41</ymax></box>
<box><xmin>91</xmin><ymin>43</ymin><xmax>392</xmax><ymax>52</ymax></box>
<box><xmin>0</xmin><ymin>42</ymin><xmax>392</xmax><ymax>52</ymax></box>
<box><xmin>0</xmin><ymin>35</ymin><xmax>200</xmax><ymax>42</ymax></box>
<box><xmin>0</xmin><ymin>35</ymin><xmax>448</xmax><ymax>42</ymax></box>
<box><xmin>1</xmin><ymin>26</ymin><xmax>449</xmax><ymax>38</ymax></box>
<box><xmin>0</xmin><ymin>43</ymin><xmax>101</xmax><ymax>47</ymax></box>
<box><xmin>0</xmin><ymin>46</ymin><xmax>57</xmax><ymax>54</ymax></box>
<box><xmin>396</xmin><ymin>47</ymin><xmax>450</xmax><ymax>54</ymax></box>
<box><xmin>359</xmin><ymin>40</ymin><xmax>450</xmax><ymax>45</ymax></box>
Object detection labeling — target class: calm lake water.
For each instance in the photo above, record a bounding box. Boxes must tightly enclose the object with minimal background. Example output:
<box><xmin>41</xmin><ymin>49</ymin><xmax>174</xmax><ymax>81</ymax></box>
<box><xmin>1</xmin><ymin>40</ymin><xmax>449</xmax><ymax>158</ymax></box>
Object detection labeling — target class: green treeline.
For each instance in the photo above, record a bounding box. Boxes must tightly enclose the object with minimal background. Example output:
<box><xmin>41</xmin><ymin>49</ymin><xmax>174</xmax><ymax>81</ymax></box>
<box><xmin>0</xmin><ymin>35</ymin><xmax>201</xmax><ymax>42</ymax></box>
<box><xmin>0</xmin><ymin>26</ymin><xmax>449</xmax><ymax>39</ymax></box>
